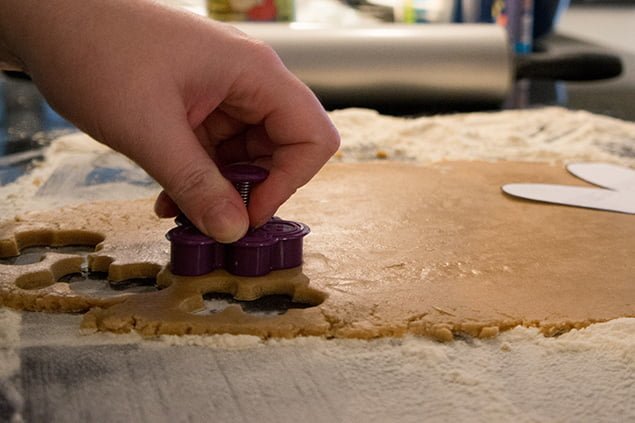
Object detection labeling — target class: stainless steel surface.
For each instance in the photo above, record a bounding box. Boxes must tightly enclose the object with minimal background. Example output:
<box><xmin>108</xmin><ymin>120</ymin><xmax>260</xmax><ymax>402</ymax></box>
<box><xmin>235</xmin><ymin>23</ymin><xmax>512</xmax><ymax>106</ymax></box>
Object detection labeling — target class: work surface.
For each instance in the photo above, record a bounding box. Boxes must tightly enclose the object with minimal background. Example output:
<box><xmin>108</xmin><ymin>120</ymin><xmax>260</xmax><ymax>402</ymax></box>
<box><xmin>1</xmin><ymin>107</ymin><xmax>634</xmax><ymax>422</ymax></box>
<box><xmin>4</xmin><ymin>310</ymin><xmax>634</xmax><ymax>422</ymax></box>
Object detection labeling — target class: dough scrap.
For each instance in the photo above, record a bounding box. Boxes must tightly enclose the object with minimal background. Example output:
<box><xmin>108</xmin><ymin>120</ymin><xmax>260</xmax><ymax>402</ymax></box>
<box><xmin>0</xmin><ymin>199</ymin><xmax>168</xmax><ymax>311</ymax></box>
<box><xmin>1</xmin><ymin>161</ymin><xmax>633</xmax><ymax>340</ymax></box>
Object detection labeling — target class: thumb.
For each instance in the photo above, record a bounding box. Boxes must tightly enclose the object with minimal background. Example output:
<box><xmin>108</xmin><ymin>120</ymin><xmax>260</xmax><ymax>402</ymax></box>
<box><xmin>130</xmin><ymin>116</ymin><xmax>249</xmax><ymax>243</ymax></box>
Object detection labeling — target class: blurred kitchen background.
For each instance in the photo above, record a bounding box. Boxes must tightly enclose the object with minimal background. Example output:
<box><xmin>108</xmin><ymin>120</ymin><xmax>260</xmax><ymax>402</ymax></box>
<box><xmin>1</xmin><ymin>0</ymin><xmax>634</xmax><ymax>184</ymax></box>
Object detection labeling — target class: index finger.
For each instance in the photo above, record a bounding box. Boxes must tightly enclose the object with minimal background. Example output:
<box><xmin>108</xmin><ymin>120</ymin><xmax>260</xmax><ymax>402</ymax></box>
<box><xmin>221</xmin><ymin>43</ymin><xmax>340</xmax><ymax>226</ymax></box>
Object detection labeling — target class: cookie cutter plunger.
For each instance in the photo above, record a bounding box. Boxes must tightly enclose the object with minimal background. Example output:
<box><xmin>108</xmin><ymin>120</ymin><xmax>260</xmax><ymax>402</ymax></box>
<box><xmin>221</xmin><ymin>163</ymin><xmax>269</xmax><ymax>206</ymax></box>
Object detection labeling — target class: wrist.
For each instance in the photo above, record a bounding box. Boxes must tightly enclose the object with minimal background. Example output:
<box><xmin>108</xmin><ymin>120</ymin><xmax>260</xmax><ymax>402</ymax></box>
<box><xmin>0</xmin><ymin>43</ymin><xmax>25</xmax><ymax>71</ymax></box>
<box><xmin>0</xmin><ymin>12</ymin><xmax>23</xmax><ymax>70</ymax></box>
<box><xmin>0</xmin><ymin>0</ymin><xmax>36</xmax><ymax>72</ymax></box>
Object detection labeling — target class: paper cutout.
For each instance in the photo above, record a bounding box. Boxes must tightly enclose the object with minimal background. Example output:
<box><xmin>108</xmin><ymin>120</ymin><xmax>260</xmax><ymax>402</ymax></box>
<box><xmin>502</xmin><ymin>163</ymin><xmax>635</xmax><ymax>214</ymax></box>
<box><xmin>567</xmin><ymin>163</ymin><xmax>635</xmax><ymax>192</ymax></box>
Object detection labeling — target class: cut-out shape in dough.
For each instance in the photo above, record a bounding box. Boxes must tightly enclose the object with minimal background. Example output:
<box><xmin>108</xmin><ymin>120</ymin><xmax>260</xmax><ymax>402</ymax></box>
<box><xmin>83</xmin><ymin>267</ymin><xmax>329</xmax><ymax>338</ymax></box>
<box><xmin>59</xmin><ymin>272</ymin><xmax>158</xmax><ymax>297</ymax></box>
<box><xmin>0</xmin><ymin>229</ymin><xmax>104</xmax><ymax>258</ymax></box>
<box><xmin>0</xmin><ymin>211</ymin><xmax>166</xmax><ymax>312</ymax></box>
<box><xmin>0</xmin><ymin>245</ymin><xmax>95</xmax><ymax>266</ymax></box>
<box><xmin>2</xmin><ymin>162</ymin><xmax>634</xmax><ymax>340</ymax></box>
<box><xmin>197</xmin><ymin>292</ymin><xmax>316</xmax><ymax>316</ymax></box>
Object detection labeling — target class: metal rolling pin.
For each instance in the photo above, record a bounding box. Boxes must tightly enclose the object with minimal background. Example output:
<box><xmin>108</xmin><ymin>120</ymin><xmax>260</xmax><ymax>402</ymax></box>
<box><xmin>233</xmin><ymin>23</ymin><xmax>513</xmax><ymax>107</ymax></box>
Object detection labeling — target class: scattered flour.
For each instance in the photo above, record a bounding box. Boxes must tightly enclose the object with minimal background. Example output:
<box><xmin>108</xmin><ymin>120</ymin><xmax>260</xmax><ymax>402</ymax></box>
<box><xmin>153</xmin><ymin>319</ymin><xmax>635</xmax><ymax>422</ymax></box>
<box><xmin>331</xmin><ymin>107</ymin><xmax>635</xmax><ymax>166</ymax></box>
<box><xmin>12</xmin><ymin>312</ymin><xmax>635</xmax><ymax>422</ymax></box>
<box><xmin>0</xmin><ymin>309</ymin><xmax>20</xmax><ymax>377</ymax></box>
<box><xmin>0</xmin><ymin>308</ymin><xmax>23</xmax><ymax>423</ymax></box>
<box><xmin>159</xmin><ymin>333</ymin><xmax>265</xmax><ymax>349</ymax></box>
<box><xmin>0</xmin><ymin>132</ymin><xmax>160</xmax><ymax>217</ymax></box>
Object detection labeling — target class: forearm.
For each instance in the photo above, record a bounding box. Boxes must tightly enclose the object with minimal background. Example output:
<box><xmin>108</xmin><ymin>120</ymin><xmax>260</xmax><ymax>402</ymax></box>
<box><xmin>0</xmin><ymin>0</ymin><xmax>223</xmax><ymax>137</ymax></box>
<box><xmin>0</xmin><ymin>0</ymin><xmax>120</xmax><ymax>75</ymax></box>
<box><xmin>0</xmin><ymin>0</ymin><xmax>169</xmax><ymax>76</ymax></box>
<box><xmin>1</xmin><ymin>0</ymin><xmax>94</xmax><ymax>76</ymax></box>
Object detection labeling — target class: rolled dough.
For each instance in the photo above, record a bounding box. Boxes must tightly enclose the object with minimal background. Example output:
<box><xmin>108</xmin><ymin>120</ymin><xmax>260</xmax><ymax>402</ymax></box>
<box><xmin>1</xmin><ymin>161</ymin><xmax>633</xmax><ymax>340</ymax></box>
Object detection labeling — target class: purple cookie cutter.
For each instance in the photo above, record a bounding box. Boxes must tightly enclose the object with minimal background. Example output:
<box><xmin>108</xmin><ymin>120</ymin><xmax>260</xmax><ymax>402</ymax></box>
<box><xmin>166</xmin><ymin>163</ymin><xmax>310</xmax><ymax>277</ymax></box>
<box><xmin>167</xmin><ymin>217</ymin><xmax>310</xmax><ymax>277</ymax></box>
<box><xmin>166</xmin><ymin>225</ymin><xmax>224</xmax><ymax>276</ymax></box>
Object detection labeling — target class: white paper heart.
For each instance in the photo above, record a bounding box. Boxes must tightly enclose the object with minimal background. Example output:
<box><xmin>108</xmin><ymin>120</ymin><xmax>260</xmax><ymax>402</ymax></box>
<box><xmin>502</xmin><ymin>163</ymin><xmax>635</xmax><ymax>215</ymax></box>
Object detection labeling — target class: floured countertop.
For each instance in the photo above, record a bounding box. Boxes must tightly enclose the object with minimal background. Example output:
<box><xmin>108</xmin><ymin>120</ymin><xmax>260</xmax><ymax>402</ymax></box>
<box><xmin>3</xmin><ymin>309</ymin><xmax>635</xmax><ymax>422</ymax></box>
<box><xmin>1</xmin><ymin>107</ymin><xmax>634</xmax><ymax>422</ymax></box>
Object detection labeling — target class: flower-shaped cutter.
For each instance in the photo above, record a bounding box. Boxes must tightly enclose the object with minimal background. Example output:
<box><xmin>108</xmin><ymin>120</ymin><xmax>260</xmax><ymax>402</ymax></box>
<box><xmin>167</xmin><ymin>217</ymin><xmax>310</xmax><ymax>277</ymax></box>
<box><xmin>166</xmin><ymin>164</ymin><xmax>310</xmax><ymax>277</ymax></box>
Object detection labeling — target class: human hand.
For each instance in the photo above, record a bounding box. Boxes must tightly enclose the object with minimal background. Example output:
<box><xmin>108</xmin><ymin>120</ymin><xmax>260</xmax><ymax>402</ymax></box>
<box><xmin>0</xmin><ymin>0</ymin><xmax>340</xmax><ymax>242</ymax></box>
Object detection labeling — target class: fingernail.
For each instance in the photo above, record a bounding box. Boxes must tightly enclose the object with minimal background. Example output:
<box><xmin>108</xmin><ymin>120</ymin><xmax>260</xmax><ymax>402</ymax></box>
<box><xmin>154</xmin><ymin>199</ymin><xmax>171</xmax><ymax>218</ymax></box>
<box><xmin>154</xmin><ymin>192</ymin><xmax>178</xmax><ymax>218</ymax></box>
<box><xmin>201</xmin><ymin>200</ymin><xmax>249</xmax><ymax>243</ymax></box>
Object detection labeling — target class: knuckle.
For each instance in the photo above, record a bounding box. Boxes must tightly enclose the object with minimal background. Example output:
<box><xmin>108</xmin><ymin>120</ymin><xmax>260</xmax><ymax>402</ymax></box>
<box><xmin>324</xmin><ymin>125</ymin><xmax>341</xmax><ymax>156</ymax></box>
<box><xmin>307</xmin><ymin>122</ymin><xmax>341</xmax><ymax>159</ymax></box>
<box><xmin>249</xmin><ymin>39</ymin><xmax>281</xmax><ymax>63</ymax></box>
